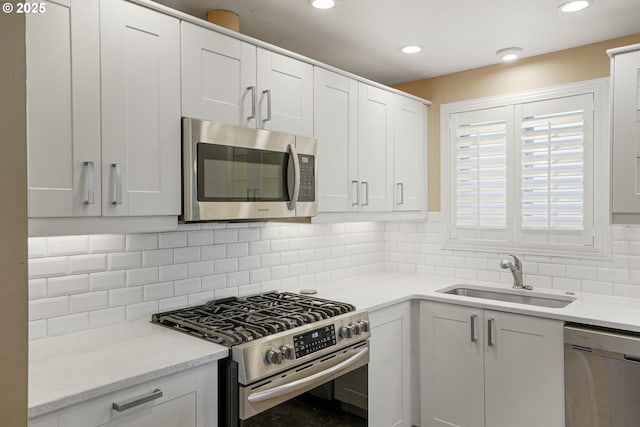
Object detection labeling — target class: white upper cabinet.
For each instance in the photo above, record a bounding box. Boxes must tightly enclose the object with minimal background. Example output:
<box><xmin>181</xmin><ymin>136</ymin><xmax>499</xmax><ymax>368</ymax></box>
<box><xmin>314</xmin><ymin>73</ymin><xmax>427</xmax><ymax>214</ymax></box>
<box><xmin>180</xmin><ymin>24</ymin><xmax>313</xmax><ymax>137</ymax></box>
<box><xmin>100</xmin><ymin>0</ymin><xmax>181</xmax><ymax>217</ymax></box>
<box><xmin>393</xmin><ymin>97</ymin><xmax>427</xmax><ymax>211</ymax></box>
<box><xmin>26</xmin><ymin>0</ymin><xmax>101</xmax><ymax>218</ymax></box>
<box><xmin>314</xmin><ymin>68</ymin><xmax>358</xmax><ymax>212</ymax></box>
<box><xmin>181</xmin><ymin>21</ymin><xmax>257</xmax><ymax>127</ymax></box>
<box><xmin>257</xmin><ymin>48</ymin><xmax>314</xmax><ymax>137</ymax></box>
<box><xmin>610</xmin><ymin>45</ymin><xmax>640</xmax><ymax>223</ymax></box>
<box><xmin>358</xmin><ymin>83</ymin><xmax>394</xmax><ymax>212</ymax></box>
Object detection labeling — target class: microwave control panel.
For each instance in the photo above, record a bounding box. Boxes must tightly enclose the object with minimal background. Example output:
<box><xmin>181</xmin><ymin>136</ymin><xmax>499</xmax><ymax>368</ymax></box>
<box><xmin>298</xmin><ymin>154</ymin><xmax>315</xmax><ymax>202</ymax></box>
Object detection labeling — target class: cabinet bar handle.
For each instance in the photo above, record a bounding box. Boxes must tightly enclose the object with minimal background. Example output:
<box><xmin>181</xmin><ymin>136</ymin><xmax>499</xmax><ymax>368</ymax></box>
<box><xmin>352</xmin><ymin>180</ymin><xmax>359</xmax><ymax>206</ymax></box>
<box><xmin>487</xmin><ymin>318</ymin><xmax>495</xmax><ymax>347</ymax></box>
<box><xmin>112</xmin><ymin>163</ymin><xmax>122</xmax><ymax>205</ymax></box>
<box><xmin>83</xmin><ymin>161</ymin><xmax>95</xmax><ymax>205</ymax></box>
<box><xmin>112</xmin><ymin>388</ymin><xmax>163</xmax><ymax>412</ymax></box>
<box><xmin>247</xmin><ymin>86</ymin><xmax>256</xmax><ymax>120</ymax></box>
<box><xmin>470</xmin><ymin>314</ymin><xmax>478</xmax><ymax>342</ymax></box>
<box><xmin>361</xmin><ymin>181</ymin><xmax>369</xmax><ymax>207</ymax></box>
<box><xmin>262</xmin><ymin>89</ymin><xmax>272</xmax><ymax>122</ymax></box>
<box><xmin>397</xmin><ymin>182</ymin><xmax>404</xmax><ymax>205</ymax></box>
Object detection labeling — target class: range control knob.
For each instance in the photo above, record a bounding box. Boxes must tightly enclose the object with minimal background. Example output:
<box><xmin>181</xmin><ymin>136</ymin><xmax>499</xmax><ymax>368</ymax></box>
<box><xmin>280</xmin><ymin>344</ymin><xmax>295</xmax><ymax>360</ymax></box>
<box><xmin>340</xmin><ymin>325</ymin><xmax>354</xmax><ymax>339</ymax></box>
<box><xmin>357</xmin><ymin>320</ymin><xmax>370</xmax><ymax>333</ymax></box>
<box><xmin>266</xmin><ymin>348</ymin><xmax>282</xmax><ymax>365</ymax></box>
<box><xmin>352</xmin><ymin>323</ymin><xmax>362</xmax><ymax>335</ymax></box>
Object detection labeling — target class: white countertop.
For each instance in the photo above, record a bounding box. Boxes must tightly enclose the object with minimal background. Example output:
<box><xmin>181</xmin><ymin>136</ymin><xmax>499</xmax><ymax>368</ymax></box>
<box><xmin>306</xmin><ymin>272</ymin><xmax>640</xmax><ymax>333</ymax></box>
<box><xmin>29</xmin><ymin>271</ymin><xmax>640</xmax><ymax>418</ymax></box>
<box><xmin>28</xmin><ymin>320</ymin><xmax>228</xmax><ymax>418</ymax></box>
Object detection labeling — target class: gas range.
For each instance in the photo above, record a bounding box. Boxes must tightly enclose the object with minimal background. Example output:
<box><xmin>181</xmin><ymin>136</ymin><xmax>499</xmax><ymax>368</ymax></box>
<box><xmin>151</xmin><ymin>291</ymin><xmax>370</xmax><ymax>384</ymax></box>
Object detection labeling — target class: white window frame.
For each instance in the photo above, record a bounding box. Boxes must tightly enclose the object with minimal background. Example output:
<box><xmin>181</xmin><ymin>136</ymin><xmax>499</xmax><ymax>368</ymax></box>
<box><xmin>441</xmin><ymin>78</ymin><xmax>610</xmax><ymax>259</ymax></box>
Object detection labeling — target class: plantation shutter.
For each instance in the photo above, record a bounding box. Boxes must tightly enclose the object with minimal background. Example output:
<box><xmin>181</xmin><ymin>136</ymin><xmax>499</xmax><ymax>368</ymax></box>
<box><xmin>516</xmin><ymin>94</ymin><xmax>594</xmax><ymax>244</ymax></box>
<box><xmin>450</xmin><ymin>107</ymin><xmax>511</xmax><ymax>241</ymax></box>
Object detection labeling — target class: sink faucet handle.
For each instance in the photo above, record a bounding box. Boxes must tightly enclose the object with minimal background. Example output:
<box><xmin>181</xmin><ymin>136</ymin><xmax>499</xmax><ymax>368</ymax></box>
<box><xmin>508</xmin><ymin>254</ymin><xmax>522</xmax><ymax>271</ymax></box>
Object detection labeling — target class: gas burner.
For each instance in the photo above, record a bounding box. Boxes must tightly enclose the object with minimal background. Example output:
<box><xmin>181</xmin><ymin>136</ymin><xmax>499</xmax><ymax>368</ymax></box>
<box><xmin>152</xmin><ymin>291</ymin><xmax>356</xmax><ymax>347</ymax></box>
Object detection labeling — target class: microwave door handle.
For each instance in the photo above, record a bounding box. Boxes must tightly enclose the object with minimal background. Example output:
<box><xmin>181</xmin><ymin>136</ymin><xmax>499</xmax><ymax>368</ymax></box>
<box><xmin>287</xmin><ymin>144</ymin><xmax>300</xmax><ymax>211</ymax></box>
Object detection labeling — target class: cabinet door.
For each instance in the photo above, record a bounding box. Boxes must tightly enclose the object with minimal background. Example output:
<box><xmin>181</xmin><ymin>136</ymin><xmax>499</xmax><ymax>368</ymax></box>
<box><xmin>358</xmin><ymin>83</ymin><xmax>394</xmax><ymax>212</ymax></box>
<box><xmin>314</xmin><ymin>67</ymin><xmax>358</xmax><ymax>212</ymax></box>
<box><xmin>100</xmin><ymin>0</ymin><xmax>180</xmax><ymax>216</ymax></box>
<box><xmin>394</xmin><ymin>97</ymin><xmax>426</xmax><ymax>212</ymax></box>
<box><xmin>484</xmin><ymin>311</ymin><xmax>564</xmax><ymax>427</ymax></box>
<box><xmin>57</xmin><ymin>367</ymin><xmax>201</xmax><ymax>427</ymax></box>
<box><xmin>612</xmin><ymin>49</ymin><xmax>640</xmax><ymax>220</ymax></box>
<box><xmin>181</xmin><ymin>22</ymin><xmax>257</xmax><ymax>127</ymax></box>
<box><xmin>26</xmin><ymin>0</ymin><xmax>101</xmax><ymax>218</ymax></box>
<box><xmin>369</xmin><ymin>303</ymin><xmax>412</xmax><ymax>427</ymax></box>
<box><xmin>256</xmin><ymin>48</ymin><xmax>313</xmax><ymax>137</ymax></box>
<box><xmin>420</xmin><ymin>302</ymin><xmax>485</xmax><ymax>427</ymax></box>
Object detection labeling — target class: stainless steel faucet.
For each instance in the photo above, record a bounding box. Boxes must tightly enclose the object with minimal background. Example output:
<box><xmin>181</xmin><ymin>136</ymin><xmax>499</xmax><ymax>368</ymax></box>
<box><xmin>500</xmin><ymin>255</ymin><xmax>532</xmax><ymax>290</ymax></box>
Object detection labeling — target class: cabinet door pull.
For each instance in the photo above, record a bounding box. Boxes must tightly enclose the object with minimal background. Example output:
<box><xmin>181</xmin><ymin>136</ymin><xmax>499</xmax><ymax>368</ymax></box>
<box><xmin>83</xmin><ymin>161</ymin><xmax>95</xmax><ymax>205</ymax></box>
<box><xmin>470</xmin><ymin>314</ymin><xmax>478</xmax><ymax>342</ymax></box>
<box><xmin>112</xmin><ymin>163</ymin><xmax>122</xmax><ymax>205</ymax></box>
<box><xmin>262</xmin><ymin>89</ymin><xmax>272</xmax><ymax>122</ymax></box>
<box><xmin>487</xmin><ymin>318</ymin><xmax>495</xmax><ymax>347</ymax></box>
<box><xmin>361</xmin><ymin>181</ymin><xmax>369</xmax><ymax>207</ymax></box>
<box><xmin>246</xmin><ymin>86</ymin><xmax>256</xmax><ymax>120</ymax></box>
<box><xmin>112</xmin><ymin>388</ymin><xmax>163</xmax><ymax>412</ymax></box>
<box><xmin>352</xmin><ymin>180</ymin><xmax>359</xmax><ymax>206</ymax></box>
<box><xmin>397</xmin><ymin>182</ymin><xmax>404</xmax><ymax>205</ymax></box>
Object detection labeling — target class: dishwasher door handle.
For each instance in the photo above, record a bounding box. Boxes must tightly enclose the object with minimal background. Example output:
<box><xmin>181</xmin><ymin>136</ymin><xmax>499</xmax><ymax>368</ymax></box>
<box><xmin>624</xmin><ymin>354</ymin><xmax>640</xmax><ymax>363</ymax></box>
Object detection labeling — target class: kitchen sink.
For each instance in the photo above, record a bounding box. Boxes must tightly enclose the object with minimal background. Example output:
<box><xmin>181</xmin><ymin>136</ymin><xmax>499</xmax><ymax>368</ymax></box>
<box><xmin>438</xmin><ymin>285</ymin><xmax>575</xmax><ymax>308</ymax></box>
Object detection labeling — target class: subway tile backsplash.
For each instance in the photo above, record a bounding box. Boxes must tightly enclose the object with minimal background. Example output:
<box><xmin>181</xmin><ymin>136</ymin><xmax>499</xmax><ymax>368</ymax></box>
<box><xmin>28</xmin><ymin>215</ymin><xmax>640</xmax><ymax>340</ymax></box>
<box><xmin>385</xmin><ymin>213</ymin><xmax>640</xmax><ymax>297</ymax></box>
<box><xmin>28</xmin><ymin>222</ymin><xmax>385</xmax><ymax>340</ymax></box>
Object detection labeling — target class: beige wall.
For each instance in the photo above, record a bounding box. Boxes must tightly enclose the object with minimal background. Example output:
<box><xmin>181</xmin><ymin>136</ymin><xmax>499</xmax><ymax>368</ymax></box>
<box><xmin>393</xmin><ymin>34</ymin><xmax>640</xmax><ymax>211</ymax></box>
<box><xmin>0</xmin><ymin>13</ymin><xmax>28</xmax><ymax>426</ymax></box>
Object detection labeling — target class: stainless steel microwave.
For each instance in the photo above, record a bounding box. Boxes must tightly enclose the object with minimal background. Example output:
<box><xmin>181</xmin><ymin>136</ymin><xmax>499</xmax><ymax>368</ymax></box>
<box><xmin>181</xmin><ymin>118</ymin><xmax>317</xmax><ymax>222</ymax></box>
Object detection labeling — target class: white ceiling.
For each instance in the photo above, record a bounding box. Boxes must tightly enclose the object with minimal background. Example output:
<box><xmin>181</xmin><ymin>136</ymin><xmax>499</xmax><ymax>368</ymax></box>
<box><xmin>154</xmin><ymin>0</ymin><xmax>640</xmax><ymax>85</ymax></box>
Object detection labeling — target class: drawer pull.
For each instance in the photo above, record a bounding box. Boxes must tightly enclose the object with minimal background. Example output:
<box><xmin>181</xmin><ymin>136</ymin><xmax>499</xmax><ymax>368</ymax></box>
<box><xmin>112</xmin><ymin>388</ymin><xmax>163</xmax><ymax>412</ymax></box>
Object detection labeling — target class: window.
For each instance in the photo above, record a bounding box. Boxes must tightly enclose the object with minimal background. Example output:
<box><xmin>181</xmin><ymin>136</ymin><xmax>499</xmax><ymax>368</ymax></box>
<box><xmin>441</xmin><ymin>79</ymin><xmax>608</xmax><ymax>257</ymax></box>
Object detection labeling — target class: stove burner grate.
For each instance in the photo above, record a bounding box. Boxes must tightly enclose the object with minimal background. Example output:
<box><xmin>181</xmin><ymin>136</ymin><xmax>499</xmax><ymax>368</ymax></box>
<box><xmin>152</xmin><ymin>291</ymin><xmax>356</xmax><ymax>347</ymax></box>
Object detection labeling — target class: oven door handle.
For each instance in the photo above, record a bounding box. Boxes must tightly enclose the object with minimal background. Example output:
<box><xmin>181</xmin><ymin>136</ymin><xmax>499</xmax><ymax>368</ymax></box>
<box><xmin>247</xmin><ymin>347</ymin><xmax>368</xmax><ymax>403</ymax></box>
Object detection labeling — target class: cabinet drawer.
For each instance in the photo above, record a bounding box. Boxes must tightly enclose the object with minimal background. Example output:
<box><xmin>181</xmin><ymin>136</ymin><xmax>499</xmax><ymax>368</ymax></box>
<box><xmin>57</xmin><ymin>369</ymin><xmax>198</xmax><ymax>427</ymax></box>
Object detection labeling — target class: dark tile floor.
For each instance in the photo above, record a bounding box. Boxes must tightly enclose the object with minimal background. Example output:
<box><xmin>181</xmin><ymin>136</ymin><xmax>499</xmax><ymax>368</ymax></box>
<box><xmin>242</xmin><ymin>393</ymin><xmax>367</xmax><ymax>427</ymax></box>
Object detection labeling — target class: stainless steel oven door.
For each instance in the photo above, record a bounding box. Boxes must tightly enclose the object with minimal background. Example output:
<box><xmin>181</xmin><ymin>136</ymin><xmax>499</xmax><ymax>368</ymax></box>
<box><xmin>182</xmin><ymin>118</ymin><xmax>317</xmax><ymax>221</ymax></box>
<box><xmin>239</xmin><ymin>341</ymin><xmax>369</xmax><ymax>421</ymax></box>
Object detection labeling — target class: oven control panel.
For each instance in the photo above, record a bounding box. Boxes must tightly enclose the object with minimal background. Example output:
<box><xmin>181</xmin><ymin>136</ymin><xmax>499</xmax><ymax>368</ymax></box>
<box><xmin>297</xmin><ymin>154</ymin><xmax>315</xmax><ymax>202</ymax></box>
<box><xmin>234</xmin><ymin>311</ymin><xmax>370</xmax><ymax>384</ymax></box>
<box><xmin>293</xmin><ymin>324</ymin><xmax>336</xmax><ymax>358</ymax></box>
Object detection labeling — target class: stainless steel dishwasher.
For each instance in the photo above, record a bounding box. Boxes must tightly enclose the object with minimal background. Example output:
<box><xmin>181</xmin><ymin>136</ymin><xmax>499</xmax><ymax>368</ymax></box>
<box><xmin>565</xmin><ymin>324</ymin><xmax>640</xmax><ymax>427</ymax></box>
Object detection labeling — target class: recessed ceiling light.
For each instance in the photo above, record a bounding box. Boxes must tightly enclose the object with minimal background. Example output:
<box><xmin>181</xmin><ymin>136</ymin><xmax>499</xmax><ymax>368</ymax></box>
<box><xmin>558</xmin><ymin>0</ymin><xmax>592</xmax><ymax>12</ymax></box>
<box><xmin>401</xmin><ymin>45</ymin><xmax>422</xmax><ymax>54</ymax></box>
<box><xmin>497</xmin><ymin>47</ymin><xmax>523</xmax><ymax>62</ymax></box>
<box><xmin>310</xmin><ymin>0</ymin><xmax>336</xmax><ymax>9</ymax></box>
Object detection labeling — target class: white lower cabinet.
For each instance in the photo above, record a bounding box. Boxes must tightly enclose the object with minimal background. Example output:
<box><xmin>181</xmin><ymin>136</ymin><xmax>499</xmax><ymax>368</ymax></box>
<box><xmin>28</xmin><ymin>364</ymin><xmax>217</xmax><ymax>427</ymax></box>
<box><xmin>368</xmin><ymin>302</ymin><xmax>413</xmax><ymax>427</ymax></box>
<box><xmin>420</xmin><ymin>301</ymin><xmax>564</xmax><ymax>427</ymax></box>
